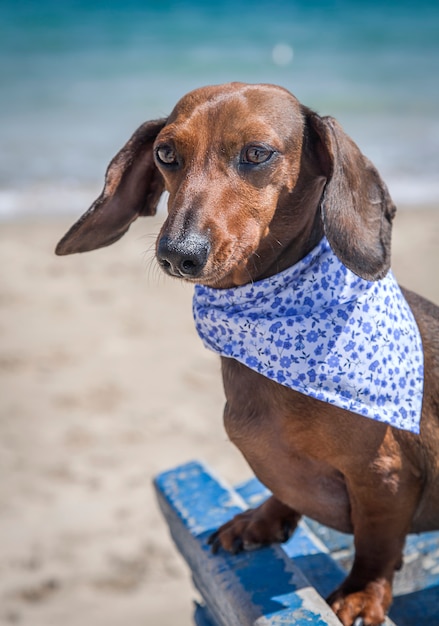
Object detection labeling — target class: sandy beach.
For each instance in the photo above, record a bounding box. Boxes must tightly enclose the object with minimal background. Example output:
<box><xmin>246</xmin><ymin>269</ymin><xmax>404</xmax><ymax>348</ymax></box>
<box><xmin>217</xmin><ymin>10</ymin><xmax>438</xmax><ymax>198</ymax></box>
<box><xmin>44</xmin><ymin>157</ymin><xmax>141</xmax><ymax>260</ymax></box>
<box><xmin>1</xmin><ymin>208</ymin><xmax>438</xmax><ymax>626</ymax></box>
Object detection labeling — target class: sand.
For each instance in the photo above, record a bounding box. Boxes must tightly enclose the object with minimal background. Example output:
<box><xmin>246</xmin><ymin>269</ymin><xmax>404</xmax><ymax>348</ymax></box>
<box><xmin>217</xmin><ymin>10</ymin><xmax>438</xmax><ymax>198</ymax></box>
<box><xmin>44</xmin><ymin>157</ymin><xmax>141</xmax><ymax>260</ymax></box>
<box><xmin>1</xmin><ymin>208</ymin><xmax>438</xmax><ymax>626</ymax></box>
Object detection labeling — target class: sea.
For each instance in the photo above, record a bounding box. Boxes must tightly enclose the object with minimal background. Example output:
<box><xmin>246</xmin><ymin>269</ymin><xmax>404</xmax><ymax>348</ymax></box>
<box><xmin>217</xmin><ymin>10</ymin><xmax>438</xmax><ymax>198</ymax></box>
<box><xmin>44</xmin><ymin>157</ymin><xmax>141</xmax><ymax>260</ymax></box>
<box><xmin>1</xmin><ymin>0</ymin><xmax>438</xmax><ymax>219</ymax></box>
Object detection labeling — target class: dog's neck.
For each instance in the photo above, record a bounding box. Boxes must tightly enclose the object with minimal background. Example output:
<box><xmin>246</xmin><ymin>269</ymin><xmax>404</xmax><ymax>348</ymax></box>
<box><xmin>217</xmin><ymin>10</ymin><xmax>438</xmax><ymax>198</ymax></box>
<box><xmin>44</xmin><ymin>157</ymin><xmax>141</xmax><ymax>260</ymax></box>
<box><xmin>259</xmin><ymin>209</ymin><xmax>325</xmax><ymax>283</ymax></box>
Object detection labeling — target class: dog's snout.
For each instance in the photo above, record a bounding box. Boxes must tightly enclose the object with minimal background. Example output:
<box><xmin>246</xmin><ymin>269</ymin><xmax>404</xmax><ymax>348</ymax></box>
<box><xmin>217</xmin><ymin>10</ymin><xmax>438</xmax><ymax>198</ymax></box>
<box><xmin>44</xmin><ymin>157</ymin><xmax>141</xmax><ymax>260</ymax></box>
<box><xmin>157</xmin><ymin>233</ymin><xmax>211</xmax><ymax>278</ymax></box>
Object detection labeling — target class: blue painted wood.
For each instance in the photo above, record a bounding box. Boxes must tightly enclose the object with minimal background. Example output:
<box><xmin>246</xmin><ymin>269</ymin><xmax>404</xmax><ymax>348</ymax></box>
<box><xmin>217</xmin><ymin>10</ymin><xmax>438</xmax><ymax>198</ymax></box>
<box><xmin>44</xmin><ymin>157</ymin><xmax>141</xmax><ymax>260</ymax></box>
<box><xmin>235</xmin><ymin>478</ymin><xmax>395</xmax><ymax>625</ymax></box>
<box><xmin>155</xmin><ymin>461</ymin><xmax>439</xmax><ymax>625</ymax></box>
<box><xmin>235</xmin><ymin>480</ymin><xmax>347</xmax><ymax>600</ymax></box>
<box><xmin>235</xmin><ymin>474</ymin><xmax>439</xmax><ymax>625</ymax></box>
<box><xmin>193</xmin><ymin>601</ymin><xmax>217</xmax><ymax>626</ymax></box>
<box><xmin>235</xmin><ymin>476</ymin><xmax>271</xmax><ymax>507</ymax></box>
<box><xmin>154</xmin><ymin>461</ymin><xmax>342</xmax><ymax>626</ymax></box>
<box><xmin>390</xmin><ymin>586</ymin><xmax>439</xmax><ymax>626</ymax></box>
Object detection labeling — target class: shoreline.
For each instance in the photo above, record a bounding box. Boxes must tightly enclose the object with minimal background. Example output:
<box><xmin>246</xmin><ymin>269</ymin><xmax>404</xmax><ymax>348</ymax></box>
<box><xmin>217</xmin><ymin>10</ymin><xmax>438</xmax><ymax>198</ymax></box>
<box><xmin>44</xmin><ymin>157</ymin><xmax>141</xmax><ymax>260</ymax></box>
<box><xmin>1</xmin><ymin>188</ymin><xmax>438</xmax><ymax>223</ymax></box>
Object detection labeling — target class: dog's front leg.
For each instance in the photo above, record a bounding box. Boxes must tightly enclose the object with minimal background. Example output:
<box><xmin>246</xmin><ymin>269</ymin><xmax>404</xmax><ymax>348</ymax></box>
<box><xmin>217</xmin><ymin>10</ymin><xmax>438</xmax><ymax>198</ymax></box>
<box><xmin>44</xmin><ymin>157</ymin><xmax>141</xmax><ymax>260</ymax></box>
<box><xmin>327</xmin><ymin>539</ymin><xmax>396</xmax><ymax>625</ymax></box>
<box><xmin>327</xmin><ymin>487</ymin><xmax>419</xmax><ymax>626</ymax></box>
<box><xmin>208</xmin><ymin>495</ymin><xmax>300</xmax><ymax>554</ymax></box>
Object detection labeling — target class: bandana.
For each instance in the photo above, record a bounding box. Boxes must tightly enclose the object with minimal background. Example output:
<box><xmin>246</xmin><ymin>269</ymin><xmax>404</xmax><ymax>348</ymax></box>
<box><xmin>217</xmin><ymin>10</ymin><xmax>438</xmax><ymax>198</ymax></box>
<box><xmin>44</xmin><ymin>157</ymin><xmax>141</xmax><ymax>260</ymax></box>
<box><xmin>193</xmin><ymin>237</ymin><xmax>424</xmax><ymax>433</ymax></box>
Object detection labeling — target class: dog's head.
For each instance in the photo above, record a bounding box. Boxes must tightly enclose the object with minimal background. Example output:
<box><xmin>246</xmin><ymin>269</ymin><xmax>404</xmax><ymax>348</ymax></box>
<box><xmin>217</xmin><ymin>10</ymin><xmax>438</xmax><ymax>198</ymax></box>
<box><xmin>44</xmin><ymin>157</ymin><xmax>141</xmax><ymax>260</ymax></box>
<box><xmin>56</xmin><ymin>83</ymin><xmax>396</xmax><ymax>287</ymax></box>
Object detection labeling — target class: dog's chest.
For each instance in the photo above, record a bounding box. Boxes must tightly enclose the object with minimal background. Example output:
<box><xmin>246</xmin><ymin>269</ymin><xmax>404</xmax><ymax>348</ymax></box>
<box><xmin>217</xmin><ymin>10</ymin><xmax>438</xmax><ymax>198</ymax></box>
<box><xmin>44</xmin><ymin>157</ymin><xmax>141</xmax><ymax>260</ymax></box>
<box><xmin>221</xmin><ymin>358</ymin><xmax>353</xmax><ymax>532</ymax></box>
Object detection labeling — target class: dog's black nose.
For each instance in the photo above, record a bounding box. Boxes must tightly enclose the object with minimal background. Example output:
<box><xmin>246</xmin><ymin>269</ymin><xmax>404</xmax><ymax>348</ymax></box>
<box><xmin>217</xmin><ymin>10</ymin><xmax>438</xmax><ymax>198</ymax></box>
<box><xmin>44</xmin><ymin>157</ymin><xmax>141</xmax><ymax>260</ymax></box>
<box><xmin>157</xmin><ymin>233</ymin><xmax>211</xmax><ymax>278</ymax></box>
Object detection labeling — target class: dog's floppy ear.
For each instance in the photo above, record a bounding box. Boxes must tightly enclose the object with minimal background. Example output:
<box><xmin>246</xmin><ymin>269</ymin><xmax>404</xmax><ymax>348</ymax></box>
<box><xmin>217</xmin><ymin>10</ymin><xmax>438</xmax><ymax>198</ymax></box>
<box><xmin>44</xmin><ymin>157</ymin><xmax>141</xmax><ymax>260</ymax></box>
<box><xmin>306</xmin><ymin>112</ymin><xmax>396</xmax><ymax>280</ymax></box>
<box><xmin>55</xmin><ymin>118</ymin><xmax>167</xmax><ymax>255</ymax></box>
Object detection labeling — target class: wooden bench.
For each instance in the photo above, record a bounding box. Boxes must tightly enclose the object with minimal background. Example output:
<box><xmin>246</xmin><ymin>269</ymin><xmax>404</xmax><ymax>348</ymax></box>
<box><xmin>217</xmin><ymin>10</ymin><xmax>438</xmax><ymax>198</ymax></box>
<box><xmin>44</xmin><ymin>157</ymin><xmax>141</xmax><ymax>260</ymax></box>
<box><xmin>154</xmin><ymin>460</ymin><xmax>439</xmax><ymax>626</ymax></box>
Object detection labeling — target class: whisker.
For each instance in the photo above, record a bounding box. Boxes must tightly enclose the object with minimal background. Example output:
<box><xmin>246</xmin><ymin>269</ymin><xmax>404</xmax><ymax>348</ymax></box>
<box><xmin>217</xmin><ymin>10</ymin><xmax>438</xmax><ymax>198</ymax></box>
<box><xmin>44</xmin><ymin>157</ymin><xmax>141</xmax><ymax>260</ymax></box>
<box><xmin>139</xmin><ymin>233</ymin><xmax>163</xmax><ymax>286</ymax></box>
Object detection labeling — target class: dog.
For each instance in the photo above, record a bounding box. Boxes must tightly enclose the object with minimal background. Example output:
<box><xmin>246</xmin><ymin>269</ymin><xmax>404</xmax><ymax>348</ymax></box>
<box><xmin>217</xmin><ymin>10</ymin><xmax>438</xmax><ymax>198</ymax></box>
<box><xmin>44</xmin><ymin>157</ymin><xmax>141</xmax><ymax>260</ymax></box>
<box><xmin>56</xmin><ymin>82</ymin><xmax>439</xmax><ymax>626</ymax></box>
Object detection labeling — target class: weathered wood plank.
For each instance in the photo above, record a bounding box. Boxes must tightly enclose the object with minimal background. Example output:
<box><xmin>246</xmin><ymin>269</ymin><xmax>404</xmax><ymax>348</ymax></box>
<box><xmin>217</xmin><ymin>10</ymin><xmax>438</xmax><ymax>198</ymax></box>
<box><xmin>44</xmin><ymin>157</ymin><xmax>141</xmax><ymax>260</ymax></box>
<box><xmin>235</xmin><ymin>475</ymin><xmax>439</xmax><ymax>624</ymax></box>
<box><xmin>154</xmin><ymin>460</ymin><xmax>439</xmax><ymax>625</ymax></box>
<box><xmin>154</xmin><ymin>460</ymin><xmax>342</xmax><ymax>626</ymax></box>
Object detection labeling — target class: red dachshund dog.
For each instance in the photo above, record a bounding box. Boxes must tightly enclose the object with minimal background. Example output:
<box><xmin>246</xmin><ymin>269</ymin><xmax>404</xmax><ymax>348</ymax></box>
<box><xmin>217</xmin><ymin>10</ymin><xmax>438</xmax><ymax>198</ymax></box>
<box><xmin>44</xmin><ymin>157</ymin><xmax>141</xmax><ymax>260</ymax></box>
<box><xmin>56</xmin><ymin>83</ymin><xmax>439</xmax><ymax>626</ymax></box>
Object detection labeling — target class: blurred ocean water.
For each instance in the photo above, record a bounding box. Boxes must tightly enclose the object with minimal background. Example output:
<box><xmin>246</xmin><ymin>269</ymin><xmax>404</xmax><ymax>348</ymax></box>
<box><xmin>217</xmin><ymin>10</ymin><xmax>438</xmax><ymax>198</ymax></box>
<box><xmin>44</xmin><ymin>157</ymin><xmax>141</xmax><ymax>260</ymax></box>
<box><xmin>1</xmin><ymin>0</ymin><xmax>438</xmax><ymax>218</ymax></box>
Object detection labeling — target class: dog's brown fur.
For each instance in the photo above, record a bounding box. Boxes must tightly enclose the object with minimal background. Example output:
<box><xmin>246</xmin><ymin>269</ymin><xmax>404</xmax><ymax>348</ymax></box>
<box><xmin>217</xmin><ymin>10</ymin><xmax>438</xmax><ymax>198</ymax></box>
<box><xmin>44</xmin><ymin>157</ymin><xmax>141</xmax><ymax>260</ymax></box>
<box><xmin>56</xmin><ymin>83</ymin><xmax>439</xmax><ymax>626</ymax></box>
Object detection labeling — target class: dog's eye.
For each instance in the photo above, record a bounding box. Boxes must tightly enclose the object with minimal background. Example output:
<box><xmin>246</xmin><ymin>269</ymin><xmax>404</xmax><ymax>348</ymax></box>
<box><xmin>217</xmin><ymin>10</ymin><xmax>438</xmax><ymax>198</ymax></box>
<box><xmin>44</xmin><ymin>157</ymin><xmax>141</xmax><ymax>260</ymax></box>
<box><xmin>155</xmin><ymin>144</ymin><xmax>178</xmax><ymax>166</ymax></box>
<box><xmin>241</xmin><ymin>145</ymin><xmax>274</xmax><ymax>165</ymax></box>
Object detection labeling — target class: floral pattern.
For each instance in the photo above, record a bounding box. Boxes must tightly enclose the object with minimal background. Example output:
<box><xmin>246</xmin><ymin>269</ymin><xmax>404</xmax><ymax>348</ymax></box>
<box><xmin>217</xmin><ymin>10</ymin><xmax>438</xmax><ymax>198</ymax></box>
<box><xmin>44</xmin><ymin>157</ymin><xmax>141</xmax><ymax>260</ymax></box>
<box><xmin>193</xmin><ymin>237</ymin><xmax>424</xmax><ymax>433</ymax></box>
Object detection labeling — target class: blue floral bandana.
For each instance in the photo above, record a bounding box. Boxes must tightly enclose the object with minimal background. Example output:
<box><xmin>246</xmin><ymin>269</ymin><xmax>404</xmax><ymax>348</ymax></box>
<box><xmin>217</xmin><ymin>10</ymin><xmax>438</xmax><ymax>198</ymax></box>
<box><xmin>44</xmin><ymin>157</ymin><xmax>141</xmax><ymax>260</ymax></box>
<box><xmin>193</xmin><ymin>237</ymin><xmax>424</xmax><ymax>433</ymax></box>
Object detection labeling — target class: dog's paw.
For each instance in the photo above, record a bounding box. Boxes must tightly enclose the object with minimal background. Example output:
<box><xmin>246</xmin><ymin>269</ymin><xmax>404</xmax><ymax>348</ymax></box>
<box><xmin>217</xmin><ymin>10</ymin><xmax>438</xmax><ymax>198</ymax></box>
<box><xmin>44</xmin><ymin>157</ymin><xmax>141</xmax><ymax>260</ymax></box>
<box><xmin>327</xmin><ymin>579</ymin><xmax>391</xmax><ymax>626</ymax></box>
<box><xmin>208</xmin><ymin>504</ymin><xmax>299</xmax><ymax>555</ymax></box>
